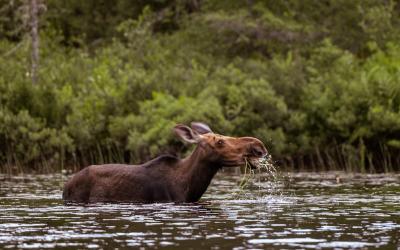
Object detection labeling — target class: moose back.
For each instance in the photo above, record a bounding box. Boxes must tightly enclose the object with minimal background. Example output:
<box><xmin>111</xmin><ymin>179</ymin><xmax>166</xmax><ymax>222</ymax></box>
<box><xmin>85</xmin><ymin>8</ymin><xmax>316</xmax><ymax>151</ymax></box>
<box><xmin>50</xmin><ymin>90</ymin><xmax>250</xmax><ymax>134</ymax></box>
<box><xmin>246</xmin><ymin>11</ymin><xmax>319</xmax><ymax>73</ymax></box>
<box><xmin>63</xmin><ymin>122</ymin><xmax>267</xmax><ymax>203</ymax></box>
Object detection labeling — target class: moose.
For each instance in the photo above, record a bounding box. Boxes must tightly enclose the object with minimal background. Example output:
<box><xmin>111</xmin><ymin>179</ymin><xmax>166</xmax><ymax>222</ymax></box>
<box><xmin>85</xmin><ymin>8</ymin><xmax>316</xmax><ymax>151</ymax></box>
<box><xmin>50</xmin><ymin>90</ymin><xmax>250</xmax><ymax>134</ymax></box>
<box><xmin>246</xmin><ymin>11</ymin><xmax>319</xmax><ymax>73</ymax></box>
<box><xmin>63</xmin><ymin>122</ymin><xmax>268</xmax><ymax>203</ymax></box>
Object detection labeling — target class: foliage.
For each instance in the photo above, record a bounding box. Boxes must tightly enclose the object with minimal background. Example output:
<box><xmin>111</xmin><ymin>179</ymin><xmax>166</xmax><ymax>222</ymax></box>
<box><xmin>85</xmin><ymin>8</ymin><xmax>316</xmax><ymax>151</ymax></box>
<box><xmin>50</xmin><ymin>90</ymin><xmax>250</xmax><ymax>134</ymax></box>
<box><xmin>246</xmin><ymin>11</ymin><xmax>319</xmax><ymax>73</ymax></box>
<box><xmin>1</xmin><ymin>0</ymin><xmax>400</xmax><ymax>172</ymax></box>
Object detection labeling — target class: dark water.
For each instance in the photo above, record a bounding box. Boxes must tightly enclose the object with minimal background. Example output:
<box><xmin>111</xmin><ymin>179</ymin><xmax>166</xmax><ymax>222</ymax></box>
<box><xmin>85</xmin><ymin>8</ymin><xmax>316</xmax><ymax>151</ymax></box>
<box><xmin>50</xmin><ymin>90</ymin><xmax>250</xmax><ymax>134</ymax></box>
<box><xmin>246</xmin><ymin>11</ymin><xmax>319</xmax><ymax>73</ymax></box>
<box><xmin>0</xmin><ymin>171</ymin><xmax>399</xmax><ymax>249</ymax></box>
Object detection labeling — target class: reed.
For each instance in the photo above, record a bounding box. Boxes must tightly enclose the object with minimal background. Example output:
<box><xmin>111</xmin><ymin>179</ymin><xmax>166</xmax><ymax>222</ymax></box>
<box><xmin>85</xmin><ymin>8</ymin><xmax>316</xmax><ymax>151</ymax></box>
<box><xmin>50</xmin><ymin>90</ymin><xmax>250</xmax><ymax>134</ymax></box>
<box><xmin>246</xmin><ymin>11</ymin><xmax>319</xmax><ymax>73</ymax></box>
<box><xmin>0</xmin><ymin>141</ymin><xmax>399</xmax><ymax>174</ymax></box>
<box><xmin>278</xmin><ymin>142</ymin><xmax>398</xmax><ymax>173</ymax></box>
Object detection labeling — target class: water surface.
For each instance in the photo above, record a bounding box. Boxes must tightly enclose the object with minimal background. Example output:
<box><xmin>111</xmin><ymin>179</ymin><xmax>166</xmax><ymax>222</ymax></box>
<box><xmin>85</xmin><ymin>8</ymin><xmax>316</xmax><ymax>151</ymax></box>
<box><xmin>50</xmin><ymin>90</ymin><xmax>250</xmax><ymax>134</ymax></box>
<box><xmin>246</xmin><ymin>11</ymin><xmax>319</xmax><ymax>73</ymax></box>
<box><xmin>0</xmin><ymin>171</ymin><xmax>399</xmax><ymax>249</ymax></box>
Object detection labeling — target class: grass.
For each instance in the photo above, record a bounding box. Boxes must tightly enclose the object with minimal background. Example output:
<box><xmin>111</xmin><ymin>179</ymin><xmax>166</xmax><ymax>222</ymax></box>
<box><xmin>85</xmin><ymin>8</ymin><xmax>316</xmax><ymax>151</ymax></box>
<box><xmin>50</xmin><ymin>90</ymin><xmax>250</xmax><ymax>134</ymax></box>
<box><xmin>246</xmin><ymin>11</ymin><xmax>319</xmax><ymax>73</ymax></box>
<box><xmin>279</xmin><ymin>143</ymin><xmax>399</xmax><ymax>173</ymax></box>
<box><xmin>234</xmin><ymin>155</ymin><xmax>279</xmax><ymax>198</ymax></box>
<box><xmin>1</xmin><ymin>142</ymin><xmax>399</xmax><ymax>174</ymax></box>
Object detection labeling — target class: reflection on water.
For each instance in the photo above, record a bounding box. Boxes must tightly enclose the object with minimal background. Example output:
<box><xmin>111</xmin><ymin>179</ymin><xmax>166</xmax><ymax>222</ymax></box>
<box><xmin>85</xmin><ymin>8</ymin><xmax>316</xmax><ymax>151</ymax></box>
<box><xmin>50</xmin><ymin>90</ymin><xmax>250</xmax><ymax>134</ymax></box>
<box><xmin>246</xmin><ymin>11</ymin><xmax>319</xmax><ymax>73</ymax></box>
<box><xmin>0</xmin><ymin>172</ymin><xmax>399</xmax><ymax>249</ymax></box>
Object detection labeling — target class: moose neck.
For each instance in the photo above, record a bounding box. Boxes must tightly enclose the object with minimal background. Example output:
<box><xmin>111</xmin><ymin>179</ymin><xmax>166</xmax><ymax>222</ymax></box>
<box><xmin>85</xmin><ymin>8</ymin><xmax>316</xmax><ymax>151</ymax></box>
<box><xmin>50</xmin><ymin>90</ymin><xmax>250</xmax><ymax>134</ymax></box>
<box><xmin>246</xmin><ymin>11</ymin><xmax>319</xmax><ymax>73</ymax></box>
<box><xmin>179</xmin><ymin>145</ymin><xmax>221</xmax><ymax>202</ymax></box>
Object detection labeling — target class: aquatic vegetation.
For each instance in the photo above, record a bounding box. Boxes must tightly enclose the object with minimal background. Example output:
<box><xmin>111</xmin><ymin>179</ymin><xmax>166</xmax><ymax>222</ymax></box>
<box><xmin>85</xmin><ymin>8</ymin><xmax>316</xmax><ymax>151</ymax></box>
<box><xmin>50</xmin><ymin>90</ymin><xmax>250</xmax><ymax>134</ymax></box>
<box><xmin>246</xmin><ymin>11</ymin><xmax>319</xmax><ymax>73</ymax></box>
<box><xmin>235</xmin><ymin>155</ymin><xmax>280</xmax><ymax>199</ymax></box>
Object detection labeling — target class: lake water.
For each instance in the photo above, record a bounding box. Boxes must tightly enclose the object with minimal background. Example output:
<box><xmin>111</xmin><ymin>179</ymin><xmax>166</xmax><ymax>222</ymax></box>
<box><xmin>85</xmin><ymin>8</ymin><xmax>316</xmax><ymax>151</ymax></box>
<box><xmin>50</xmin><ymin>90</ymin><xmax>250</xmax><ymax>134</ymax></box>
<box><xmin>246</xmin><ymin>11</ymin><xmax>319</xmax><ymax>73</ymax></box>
<box><xmin>0</xmin><ymin>171</ymin><xmax>399</xmax><ymax>249</ymax></box>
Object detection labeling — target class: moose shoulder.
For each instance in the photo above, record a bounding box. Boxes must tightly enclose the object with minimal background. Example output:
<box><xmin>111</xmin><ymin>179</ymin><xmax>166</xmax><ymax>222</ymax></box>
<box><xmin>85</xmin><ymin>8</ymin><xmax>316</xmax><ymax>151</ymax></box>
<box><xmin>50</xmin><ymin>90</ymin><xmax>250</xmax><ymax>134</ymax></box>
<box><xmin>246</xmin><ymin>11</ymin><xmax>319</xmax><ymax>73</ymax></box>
<box><xmin>63</xmin><ymin>122</ymin><xmax>268</xmax><ymax>203</ymax></box>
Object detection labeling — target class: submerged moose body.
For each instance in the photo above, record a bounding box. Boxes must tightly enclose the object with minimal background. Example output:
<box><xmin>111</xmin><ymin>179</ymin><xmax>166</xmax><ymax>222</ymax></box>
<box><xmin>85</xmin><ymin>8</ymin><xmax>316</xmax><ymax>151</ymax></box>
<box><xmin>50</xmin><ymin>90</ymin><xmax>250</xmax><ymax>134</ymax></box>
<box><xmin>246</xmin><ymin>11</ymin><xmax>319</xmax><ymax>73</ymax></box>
<box><xmin>63</xmin><ymin>122</ymin><xmax>268</xmax><ymax>203</ymax></box>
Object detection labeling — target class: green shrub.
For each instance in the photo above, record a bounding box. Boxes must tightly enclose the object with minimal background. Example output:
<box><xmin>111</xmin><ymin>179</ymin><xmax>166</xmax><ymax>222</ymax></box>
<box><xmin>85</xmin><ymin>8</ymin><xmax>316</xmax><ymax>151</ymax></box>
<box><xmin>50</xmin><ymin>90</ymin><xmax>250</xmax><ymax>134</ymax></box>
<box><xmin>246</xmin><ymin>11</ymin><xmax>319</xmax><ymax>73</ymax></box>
<box><xmin>1</xmin><ymin>1</ymin><xmax>400</xmax><ymax>172</ymax></box>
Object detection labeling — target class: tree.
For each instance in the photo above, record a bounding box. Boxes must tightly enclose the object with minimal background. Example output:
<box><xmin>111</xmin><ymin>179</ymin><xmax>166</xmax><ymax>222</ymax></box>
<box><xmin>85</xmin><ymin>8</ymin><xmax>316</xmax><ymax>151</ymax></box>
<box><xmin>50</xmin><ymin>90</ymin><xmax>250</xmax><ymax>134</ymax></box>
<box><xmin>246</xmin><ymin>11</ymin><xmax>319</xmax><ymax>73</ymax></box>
<box><xmin>29</xmin><ymin>0</ymin><xmax>39</xmax><ymax>84</ymax></box>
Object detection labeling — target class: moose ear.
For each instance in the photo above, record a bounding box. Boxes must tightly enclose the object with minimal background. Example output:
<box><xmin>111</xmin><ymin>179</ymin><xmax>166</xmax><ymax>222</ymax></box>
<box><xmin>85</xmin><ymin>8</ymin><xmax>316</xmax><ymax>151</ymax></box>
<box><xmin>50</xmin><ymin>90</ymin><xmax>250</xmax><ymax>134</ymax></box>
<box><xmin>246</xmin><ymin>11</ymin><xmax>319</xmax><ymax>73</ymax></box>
<box><xmin>190</xmin><ymin>122</ymin><xmax>213</xmax><ymax>134</ymax></box>
<box><xmin>173</xmin><ymin>124</ymin><xmax>201</xmax><ymax>144</ymax></box>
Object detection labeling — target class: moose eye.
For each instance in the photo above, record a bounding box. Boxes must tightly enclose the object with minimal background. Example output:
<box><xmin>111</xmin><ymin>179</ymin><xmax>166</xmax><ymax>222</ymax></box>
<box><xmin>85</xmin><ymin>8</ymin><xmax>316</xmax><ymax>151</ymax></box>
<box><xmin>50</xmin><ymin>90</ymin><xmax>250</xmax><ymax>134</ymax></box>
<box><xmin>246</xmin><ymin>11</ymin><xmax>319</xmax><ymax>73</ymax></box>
<box><xmin>216</xmin><ymin>139</ymin><xmax>224</xmax><ymax>146</ymax></box>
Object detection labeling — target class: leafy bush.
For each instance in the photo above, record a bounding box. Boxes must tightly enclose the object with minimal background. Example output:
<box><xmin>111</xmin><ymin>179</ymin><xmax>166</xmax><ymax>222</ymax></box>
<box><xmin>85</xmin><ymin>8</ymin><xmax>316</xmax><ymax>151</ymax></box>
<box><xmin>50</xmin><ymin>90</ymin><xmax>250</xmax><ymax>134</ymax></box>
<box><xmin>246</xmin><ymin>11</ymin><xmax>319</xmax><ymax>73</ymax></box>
<box><xmin>1</xmin><ymin>1</ymin><xmax>400</xmax><ymax>172</ymax></box>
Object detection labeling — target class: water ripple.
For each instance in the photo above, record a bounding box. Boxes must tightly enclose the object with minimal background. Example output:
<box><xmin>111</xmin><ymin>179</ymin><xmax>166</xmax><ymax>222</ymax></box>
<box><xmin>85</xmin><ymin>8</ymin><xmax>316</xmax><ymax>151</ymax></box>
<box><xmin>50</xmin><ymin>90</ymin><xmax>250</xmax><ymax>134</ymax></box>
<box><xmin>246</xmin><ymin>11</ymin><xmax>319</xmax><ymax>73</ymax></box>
<box><xmin>0</xmin><ymin>172</ymin><xmax>399</xmax><ymax>249</ymax></box>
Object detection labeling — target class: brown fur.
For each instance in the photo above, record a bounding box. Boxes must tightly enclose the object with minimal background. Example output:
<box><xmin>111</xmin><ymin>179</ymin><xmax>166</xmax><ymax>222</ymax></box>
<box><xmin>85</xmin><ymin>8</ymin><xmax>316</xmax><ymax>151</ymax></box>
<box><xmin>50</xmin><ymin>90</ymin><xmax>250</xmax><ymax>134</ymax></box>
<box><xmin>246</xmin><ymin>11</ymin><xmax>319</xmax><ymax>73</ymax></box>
<box><xmin>63</xmin><ymin>123</ymin><xmax>267</xmax><ymax>203</ymax></box>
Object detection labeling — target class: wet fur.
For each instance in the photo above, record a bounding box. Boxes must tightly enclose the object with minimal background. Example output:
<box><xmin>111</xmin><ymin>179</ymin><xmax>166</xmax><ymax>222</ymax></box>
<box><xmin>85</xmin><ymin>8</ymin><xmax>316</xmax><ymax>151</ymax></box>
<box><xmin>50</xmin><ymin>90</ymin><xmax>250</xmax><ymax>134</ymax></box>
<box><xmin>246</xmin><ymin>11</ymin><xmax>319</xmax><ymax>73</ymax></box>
<box><xmin>62</xmin><ymin>123</ymin><xmax>267</xmax><ymax>203</ymax></box>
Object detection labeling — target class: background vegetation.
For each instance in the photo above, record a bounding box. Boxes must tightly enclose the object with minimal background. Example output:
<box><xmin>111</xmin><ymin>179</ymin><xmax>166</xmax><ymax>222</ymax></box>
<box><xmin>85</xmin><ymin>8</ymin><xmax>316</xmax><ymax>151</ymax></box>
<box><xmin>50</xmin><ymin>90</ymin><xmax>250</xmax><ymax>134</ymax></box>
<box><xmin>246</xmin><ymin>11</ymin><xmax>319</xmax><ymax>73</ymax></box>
<box><xmin>1</xmin><ymin>0</ymin><xmax>400</xmax><ymax>173</ymax></box>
